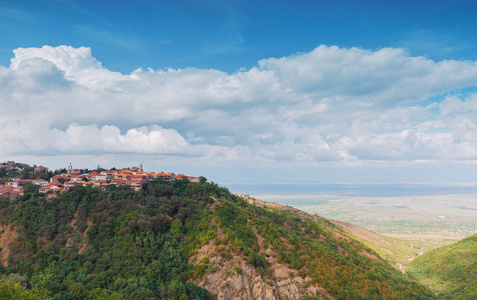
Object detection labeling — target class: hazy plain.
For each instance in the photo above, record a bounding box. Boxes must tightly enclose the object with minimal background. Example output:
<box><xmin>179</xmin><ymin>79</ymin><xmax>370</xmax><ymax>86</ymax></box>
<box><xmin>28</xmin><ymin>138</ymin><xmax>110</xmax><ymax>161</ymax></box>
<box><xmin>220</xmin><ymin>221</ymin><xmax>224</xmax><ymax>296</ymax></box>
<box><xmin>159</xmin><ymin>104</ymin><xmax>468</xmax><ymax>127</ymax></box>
<box><xmin>262</xmin><ymin>194</ymin><xmax>476</xmax><ymax>237</ymax></box>
<box><xmin>228</xmin><ymin>183</ymin><xmax>477</xmax><ymax>243</ymax></box>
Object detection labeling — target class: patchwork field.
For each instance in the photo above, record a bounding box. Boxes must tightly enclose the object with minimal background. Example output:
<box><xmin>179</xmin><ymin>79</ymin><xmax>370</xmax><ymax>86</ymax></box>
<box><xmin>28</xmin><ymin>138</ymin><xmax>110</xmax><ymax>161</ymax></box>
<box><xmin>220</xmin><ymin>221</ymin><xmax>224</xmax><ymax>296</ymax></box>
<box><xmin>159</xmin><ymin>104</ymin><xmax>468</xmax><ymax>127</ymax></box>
<box><xmin>258</xmin><ymin>193</ymin><xmax>477</xmax><ymax>251</ymax></box>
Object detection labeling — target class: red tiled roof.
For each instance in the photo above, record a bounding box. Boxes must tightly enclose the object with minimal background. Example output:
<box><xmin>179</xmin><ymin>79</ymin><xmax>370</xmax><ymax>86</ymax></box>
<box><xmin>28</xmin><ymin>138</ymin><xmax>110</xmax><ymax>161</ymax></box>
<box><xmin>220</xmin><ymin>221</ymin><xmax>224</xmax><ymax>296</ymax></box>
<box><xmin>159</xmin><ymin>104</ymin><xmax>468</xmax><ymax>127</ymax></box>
<box><xmin>188</xmin><ymin>176</ymin><xmax>200</xmax><ymax>182</ymax></box>
<box><xmin>102</xmin><ymin>170</ymin><xmax>119</xmax><ymax>174</ymax></box>
<box><xmin>52</xmin><ymin>174</ymin><xmax>69</xmax><ymax>178</ymax></box>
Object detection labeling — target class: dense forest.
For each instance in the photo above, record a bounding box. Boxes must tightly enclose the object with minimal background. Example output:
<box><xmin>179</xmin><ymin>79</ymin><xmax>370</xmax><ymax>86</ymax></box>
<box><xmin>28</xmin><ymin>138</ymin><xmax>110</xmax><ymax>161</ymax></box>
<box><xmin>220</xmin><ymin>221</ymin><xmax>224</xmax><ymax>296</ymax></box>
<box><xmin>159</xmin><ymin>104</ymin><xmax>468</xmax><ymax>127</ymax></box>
<box><xmin>0</xmin><ymin>178</ymin><xmax>435</xmax><ymax>299</ymax></box>
<box><xmin>408</xmin><ymin>233</ymin><xmax>477</xmax><ymax>299</ymax></box>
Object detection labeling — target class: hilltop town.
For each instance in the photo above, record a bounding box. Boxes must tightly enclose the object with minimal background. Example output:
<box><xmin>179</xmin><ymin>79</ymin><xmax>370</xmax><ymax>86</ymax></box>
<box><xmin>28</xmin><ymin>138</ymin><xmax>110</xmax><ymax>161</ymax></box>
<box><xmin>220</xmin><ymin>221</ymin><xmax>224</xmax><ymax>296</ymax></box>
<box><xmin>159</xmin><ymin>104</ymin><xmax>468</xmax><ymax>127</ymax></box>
<box><xmin>0</xmin><ymin>161</ymin><xmax>201</xmax><ymax>200</ymax></box>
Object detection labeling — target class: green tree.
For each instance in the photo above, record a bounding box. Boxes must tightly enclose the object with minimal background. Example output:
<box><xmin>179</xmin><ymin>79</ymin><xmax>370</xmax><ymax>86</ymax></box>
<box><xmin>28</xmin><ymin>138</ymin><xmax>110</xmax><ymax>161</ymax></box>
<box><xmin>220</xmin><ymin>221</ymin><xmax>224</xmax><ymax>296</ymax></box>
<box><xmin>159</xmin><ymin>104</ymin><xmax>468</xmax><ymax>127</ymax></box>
<box><xmin>171</xmin><ymin>219</ymin><xmax>184</xmax><ymax>235</ymax></box>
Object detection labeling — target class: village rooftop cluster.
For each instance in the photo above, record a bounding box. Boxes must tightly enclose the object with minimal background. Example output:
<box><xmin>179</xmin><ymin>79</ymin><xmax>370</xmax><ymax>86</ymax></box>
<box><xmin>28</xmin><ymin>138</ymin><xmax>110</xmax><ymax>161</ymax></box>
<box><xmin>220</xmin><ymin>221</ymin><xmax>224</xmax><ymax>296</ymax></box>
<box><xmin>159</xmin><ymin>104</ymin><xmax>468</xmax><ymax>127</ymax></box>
<box><xmin>0</xmin><ymin>161</ymin><xmax>201</xmax><ymax>199</ymax></box>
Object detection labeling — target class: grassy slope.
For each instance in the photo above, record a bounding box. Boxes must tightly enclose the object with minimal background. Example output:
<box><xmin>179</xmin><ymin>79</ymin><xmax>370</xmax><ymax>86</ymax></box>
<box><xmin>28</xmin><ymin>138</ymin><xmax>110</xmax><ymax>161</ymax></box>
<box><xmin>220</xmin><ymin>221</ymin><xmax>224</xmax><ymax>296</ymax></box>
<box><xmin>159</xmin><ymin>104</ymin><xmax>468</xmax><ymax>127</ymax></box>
<box><xmin>407</xmin><ymin>234</ymin><xmax>477</xmax><ymax>299</ymax></box>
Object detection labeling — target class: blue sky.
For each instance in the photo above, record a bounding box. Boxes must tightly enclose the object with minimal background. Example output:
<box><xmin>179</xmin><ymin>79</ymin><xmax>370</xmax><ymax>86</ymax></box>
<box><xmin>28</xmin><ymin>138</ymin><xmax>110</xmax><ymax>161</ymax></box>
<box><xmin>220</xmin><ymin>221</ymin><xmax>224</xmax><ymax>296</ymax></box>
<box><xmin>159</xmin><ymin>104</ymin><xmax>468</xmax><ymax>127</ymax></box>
<box><xmin>2</xmin><ymin>0</ymin><xmax>477</xmax><ymax>73</ymax></box>
<box><xmin>2</xmin><ymin>0</ymin><xmax>477</xmax><ymax>185</ymax></box>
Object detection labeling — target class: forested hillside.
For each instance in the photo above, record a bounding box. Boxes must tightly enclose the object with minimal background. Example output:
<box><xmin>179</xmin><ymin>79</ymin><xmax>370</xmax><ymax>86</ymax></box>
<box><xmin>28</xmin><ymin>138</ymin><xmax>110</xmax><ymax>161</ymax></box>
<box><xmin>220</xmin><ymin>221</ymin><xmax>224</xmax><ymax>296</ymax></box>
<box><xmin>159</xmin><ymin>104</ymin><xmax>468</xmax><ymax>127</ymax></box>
<box><xmin>0</xmin><ymin>178</ymin><xmax>435</xmax><ymax>299</ymax></box>
<box><xmin>408</xmin><ymin>234</ymin><xmax>477</xmax><ymax>299</ymax></box>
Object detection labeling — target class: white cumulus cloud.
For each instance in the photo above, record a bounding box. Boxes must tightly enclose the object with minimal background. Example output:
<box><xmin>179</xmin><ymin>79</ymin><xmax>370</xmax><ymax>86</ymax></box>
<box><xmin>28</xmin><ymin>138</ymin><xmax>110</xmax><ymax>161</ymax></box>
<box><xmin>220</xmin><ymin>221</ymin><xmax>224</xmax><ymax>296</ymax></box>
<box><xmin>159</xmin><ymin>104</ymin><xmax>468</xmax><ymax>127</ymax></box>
<box><xmin>2</xmin><ymin>44</ymin><xmax>477</xmax><ymax>171</ymax></box>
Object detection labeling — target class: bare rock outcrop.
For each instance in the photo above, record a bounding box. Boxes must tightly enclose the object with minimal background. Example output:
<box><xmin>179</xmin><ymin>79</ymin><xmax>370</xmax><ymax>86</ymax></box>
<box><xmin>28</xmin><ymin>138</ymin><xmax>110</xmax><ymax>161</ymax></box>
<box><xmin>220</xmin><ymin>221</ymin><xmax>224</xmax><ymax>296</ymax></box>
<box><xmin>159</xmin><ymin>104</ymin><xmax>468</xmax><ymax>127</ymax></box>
<box><xmin>0</xmin><ymin>224</ymin><xmax>19</xmax><ymax>266</ymax></box>
<box><xmin>190</xmin><ymin>224</ymin><xmax>332</xmax><ymax>300</ymax></box>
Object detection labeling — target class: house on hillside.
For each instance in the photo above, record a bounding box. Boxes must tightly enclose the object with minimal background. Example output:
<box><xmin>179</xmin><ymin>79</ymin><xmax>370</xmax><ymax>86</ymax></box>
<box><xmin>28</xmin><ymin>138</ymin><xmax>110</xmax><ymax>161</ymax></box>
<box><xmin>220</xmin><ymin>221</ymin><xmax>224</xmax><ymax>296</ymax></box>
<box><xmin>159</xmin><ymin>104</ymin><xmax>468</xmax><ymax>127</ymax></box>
<box><xmin>87</xmin><ymin>172</ymin><xmax>107</xmax><ymax>182</ymax></box>
<box><xmin>34</xmin><ymin>166</ymin><xmax>49</xmax><ymax>173</ymax></box>
<box><xmin>188</xmin><ymin>176</ymin><xmax>201</xmax><ymax>183</ymax></box>
<box><xmin>175</xmin><ymin>174</ymin><xmax>188</xmax><ymax>180</ymax></box>
<box><xmin>31</xmin><ymin>179</ymin><xmax>48</xmax><ymax>186</ymax></box>
<box><xmin>46</xmin><ymin>192</ymin><xmax>57</xmax><ymax>199</ymax></box>
<box><xmin>70</xmin><ymin>175</ymin><xmax>84</xmax><ymax>182</ymax></box>
<box><xmin>82</xmin><ymin>181</ymin><xmax>93</xmax><ymax>187</ymax></box>
<box><xmin>39</xmin><ymin>181</ymin><xmax>62</xmax><ymax>193</ymax></box>
<box><xmin>0</xmin><ymin>188</ymin><xmax>20</xmax><ymax>200</ymax></box>
<box><xmin>115</xmin><ymin>173</ymin><xmax>131</xmax><ymax>180</ymax></box>
<box><xmin>6</xmin><ymin>181</ymin><xmax>20</xmax><ymax>188</ymax></box>
<box><xmin>125</xmin><ymin>180</ymin><xmax>144</xmax><ymax>191</ymax></box>
<box><xmin>4</xmin><ymin>179</ymin><xmax>43</xmax><ymax>187</ymax></box>
<box><xmin>130</xmin><ymin>174</ymin><xmax>148</xmax><ymax>183</ymax></box>
<box><xmin>174</xmin><ymin>174</ymin><xmax>200</xmax><ymax>183</ymax></box>
<box><xmin>45</xmin><ymin>188</ymin><xmax>66</xmax><ymax>199</ymax></box>
<box><xmin>71</xmin><ymin>169</ymin><xmax>82</xmax><ymax>176</ymax></box>
<box><xmin>50</xmin><ymin>174</ymin><xmax>70</xmax><ymax>183</ymax></box>
<box><xmin>64</xmin><ymin>181</ymin><xmax>81</xmax><ymax>189</ymax></box>
<box><xmin>0</xmin><ymin>187</ymin><xmax>13</xmax><ymax>197</ymax></box>
<box><xmin>153</xmin><ymin>172</ymin><xmax>176</xmax><ymax>181</ymax></box>
<box><xmin>110</xmin><ymin>177</ymin><xmax>145</xmax><ymax>191</ymax></box>
<box><xmin>93</xmin><ymin>180</ymin><xmax>111</xmax><ymax>189</ymax></box>
<box><xmin>101</xmin><ymin>170</ymin><xmax>118</xmax><ymax>180</ymax></box>
<box><xmin>64</xmin><ymin>180</ymin><xmax>93</xmax><ymax>190</ymax></box>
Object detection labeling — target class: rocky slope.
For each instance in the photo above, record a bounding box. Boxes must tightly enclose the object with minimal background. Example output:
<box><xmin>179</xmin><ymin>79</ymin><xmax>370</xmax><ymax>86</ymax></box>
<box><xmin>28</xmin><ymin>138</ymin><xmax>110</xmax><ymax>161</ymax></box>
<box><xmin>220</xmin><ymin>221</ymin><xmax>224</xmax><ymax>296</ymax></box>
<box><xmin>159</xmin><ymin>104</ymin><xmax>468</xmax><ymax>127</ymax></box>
<box><xmin>0</xmin><ymin>224</ymin><xmax>19</xmax><ymax>267</ymax></box>
<box><xmin>188</xmin><ymin>196</ymin><xmax>434</xmax><ymax>299</ymax></box>
<box><xmin>191</xmin><ymin>224</ymin><xmax>331</xmax><ymax>299</ymax></box>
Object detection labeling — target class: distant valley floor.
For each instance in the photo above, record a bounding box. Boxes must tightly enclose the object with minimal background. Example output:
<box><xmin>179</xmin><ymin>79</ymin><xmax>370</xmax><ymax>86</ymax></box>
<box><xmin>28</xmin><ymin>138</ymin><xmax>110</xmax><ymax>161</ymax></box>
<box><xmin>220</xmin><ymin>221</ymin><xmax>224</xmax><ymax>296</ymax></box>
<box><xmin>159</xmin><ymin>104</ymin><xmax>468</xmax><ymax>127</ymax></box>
<box><xmin>255</xmin><ymin>193</ymin><xmax>477</xmax><ymax>251</ymax></box>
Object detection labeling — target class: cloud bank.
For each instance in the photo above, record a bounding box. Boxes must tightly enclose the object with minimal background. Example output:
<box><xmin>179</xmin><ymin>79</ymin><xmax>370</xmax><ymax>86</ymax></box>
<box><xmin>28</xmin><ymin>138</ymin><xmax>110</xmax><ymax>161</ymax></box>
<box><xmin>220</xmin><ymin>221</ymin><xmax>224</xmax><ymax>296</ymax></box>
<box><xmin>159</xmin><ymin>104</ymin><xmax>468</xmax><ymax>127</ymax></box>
<box><xmin>2</xmin><ymin>45</ymin><xmax>477</xmax><ymax>169</ymax></box>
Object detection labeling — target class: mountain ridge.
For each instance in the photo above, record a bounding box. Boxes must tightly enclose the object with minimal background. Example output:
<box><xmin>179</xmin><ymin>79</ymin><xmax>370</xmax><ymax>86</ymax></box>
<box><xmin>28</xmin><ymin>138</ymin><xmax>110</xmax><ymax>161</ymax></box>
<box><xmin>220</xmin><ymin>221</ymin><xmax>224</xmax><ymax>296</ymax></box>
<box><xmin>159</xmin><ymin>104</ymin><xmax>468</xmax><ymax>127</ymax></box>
<box><xmin>407</xmin><ymin>233</ymin><xmax>477</xmax><ymax>299</ymax></box>
<box><xmin>0</xmin><ymin>177</ymin><xmax>437</xmax><ymax>299</ymax></box>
